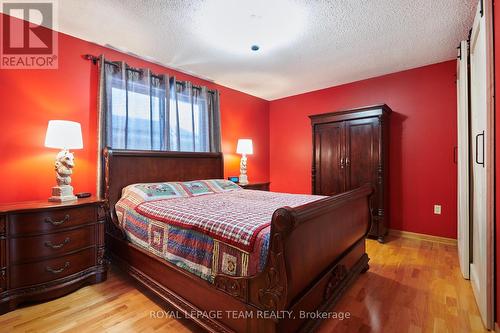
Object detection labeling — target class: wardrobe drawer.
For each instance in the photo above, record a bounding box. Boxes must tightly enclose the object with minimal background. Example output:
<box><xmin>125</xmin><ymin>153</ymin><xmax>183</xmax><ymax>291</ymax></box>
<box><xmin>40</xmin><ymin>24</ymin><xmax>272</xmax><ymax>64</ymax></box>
<box><xmin>9</xmin><ymin>206</ymin><xmax>96</xmax><ymax>235</ymax></box>
<box><xmin>10</xmin><ymin>247</ymin><xmax>95</xmax><ymax>289</ymax></box>
<box><xmin>9</xmin><ymin>225</ymin><xmax>95</xmax><ymax>263</ymax></box>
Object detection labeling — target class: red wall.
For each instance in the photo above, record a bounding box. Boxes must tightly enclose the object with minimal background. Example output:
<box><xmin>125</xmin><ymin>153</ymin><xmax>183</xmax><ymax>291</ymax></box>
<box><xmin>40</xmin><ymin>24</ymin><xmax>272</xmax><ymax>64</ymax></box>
<box><xmin>269</xmin><ymin>61</ymin><xmax>458</xmax><ymax>238</ymax></box>
<box><xmin>0</xmin><ymin>14</ymin><xmax>269</xmax><ymax>203</ymax></box>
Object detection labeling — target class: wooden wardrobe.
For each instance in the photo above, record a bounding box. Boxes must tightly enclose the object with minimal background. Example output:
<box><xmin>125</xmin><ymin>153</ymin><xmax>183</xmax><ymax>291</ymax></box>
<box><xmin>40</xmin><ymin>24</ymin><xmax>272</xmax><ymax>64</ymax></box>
<box><xmin>310</xmin><ymin>104</ymin><xmax>390</xmax><ymax>242</ymax></box>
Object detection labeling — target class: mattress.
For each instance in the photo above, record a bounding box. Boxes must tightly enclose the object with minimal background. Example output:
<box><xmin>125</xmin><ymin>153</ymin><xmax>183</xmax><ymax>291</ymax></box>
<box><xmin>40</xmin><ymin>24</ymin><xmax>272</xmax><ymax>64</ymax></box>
<box><xmin>115</xmin><ymin>179</ymin><xmax>325</xmax><ymax>282</ymax></box>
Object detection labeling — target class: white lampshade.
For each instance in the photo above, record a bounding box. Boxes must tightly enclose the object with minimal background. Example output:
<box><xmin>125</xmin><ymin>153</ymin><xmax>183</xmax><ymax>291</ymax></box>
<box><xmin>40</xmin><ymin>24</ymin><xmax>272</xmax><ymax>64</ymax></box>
<box><xmin>236</xmin><ymin>139</ymin><xmax>253</xmax><ymax>155</ymax></box>
<box><xmin>44</xmin><ymin>120</ymin><xmax>83</xmax><ymax>150</ymax></box>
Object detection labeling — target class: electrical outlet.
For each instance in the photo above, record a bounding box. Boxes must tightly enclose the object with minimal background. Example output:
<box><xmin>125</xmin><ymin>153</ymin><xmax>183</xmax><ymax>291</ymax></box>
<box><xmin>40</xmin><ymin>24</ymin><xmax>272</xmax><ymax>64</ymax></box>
<box><xmin>434</xmin><ymin>205</ymin><xmax>441</xmax><ymax>215</ymax></box>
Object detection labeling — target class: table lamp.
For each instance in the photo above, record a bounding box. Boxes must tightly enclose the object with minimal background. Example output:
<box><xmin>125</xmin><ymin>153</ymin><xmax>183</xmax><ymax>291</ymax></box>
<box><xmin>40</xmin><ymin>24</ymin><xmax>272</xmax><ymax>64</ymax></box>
<box><xmin>236</xmin><ymin>139</ymin><xmax>253</xmax><ymax>185</ymax></box>
<box><xmin>44</xmin><ymin>120</ymin><xmax>83</xmax><ymax>202</ymax></box>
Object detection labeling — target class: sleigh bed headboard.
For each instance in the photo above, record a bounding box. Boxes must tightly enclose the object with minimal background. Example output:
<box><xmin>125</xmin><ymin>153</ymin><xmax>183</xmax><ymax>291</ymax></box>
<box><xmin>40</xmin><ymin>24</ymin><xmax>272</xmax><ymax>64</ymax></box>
<box><xmin>102</xmin><ymin>148</ymin><xmax>224</xmax><ymax>223</ymax></box>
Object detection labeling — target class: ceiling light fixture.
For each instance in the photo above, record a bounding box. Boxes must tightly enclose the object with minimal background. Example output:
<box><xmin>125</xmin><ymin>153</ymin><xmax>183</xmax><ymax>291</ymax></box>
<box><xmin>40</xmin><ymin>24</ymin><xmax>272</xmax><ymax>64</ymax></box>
<box><xmin>193</xmin><ymin>0</ymin><xmax>307</xmax><ymax>55</ymax></box>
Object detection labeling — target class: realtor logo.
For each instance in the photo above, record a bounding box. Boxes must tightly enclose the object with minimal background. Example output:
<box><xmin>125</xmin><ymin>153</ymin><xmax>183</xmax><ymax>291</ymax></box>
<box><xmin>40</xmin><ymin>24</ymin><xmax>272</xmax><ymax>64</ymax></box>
<box><xmin>1</xmin><ymin>0</ymin><xmax>58</xmax><ymax>69</ymax></box>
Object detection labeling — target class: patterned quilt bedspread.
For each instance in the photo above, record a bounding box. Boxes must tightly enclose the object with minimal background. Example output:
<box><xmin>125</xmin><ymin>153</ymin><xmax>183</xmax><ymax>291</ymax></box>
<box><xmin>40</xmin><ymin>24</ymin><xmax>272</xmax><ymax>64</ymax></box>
<box><xmin>115</xmin><ymin>179</ymin><xmax>325</xmax><ymax>282</ymax></box>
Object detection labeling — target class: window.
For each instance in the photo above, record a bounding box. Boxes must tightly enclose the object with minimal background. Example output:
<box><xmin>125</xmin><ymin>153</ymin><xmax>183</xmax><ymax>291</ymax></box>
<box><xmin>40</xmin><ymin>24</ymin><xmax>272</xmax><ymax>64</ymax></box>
<box><xmin>110</xmin><ymin>87</ymin><xmax>163</xmax><ymax>150</ymax></box>
<box><xmin>169</xmin><ymin>82</ymin><xmax>210</xmax><ymax>152</ymax></box>
<box><xmin>100</xmin><ymin>60</ymin><xmax>221</xmax><ymax>152</ymax></box>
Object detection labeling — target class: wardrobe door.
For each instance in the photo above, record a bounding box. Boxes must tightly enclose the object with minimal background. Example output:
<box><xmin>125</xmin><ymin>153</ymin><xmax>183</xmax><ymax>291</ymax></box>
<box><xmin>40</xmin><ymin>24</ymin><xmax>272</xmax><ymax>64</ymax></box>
<box><xmin>345</xmin><ymin>117</ymin><xmax>379</xmax><ymax>190</ymax></box>
<box><xmin>345</xmin><ymin>117</ymin><xmax>381</xmax><ymax>237</ymax></box>
<box><xmin>314</xmin><ymin>122</ymin><xmax>345</xmax><ymax>195</ymax></box>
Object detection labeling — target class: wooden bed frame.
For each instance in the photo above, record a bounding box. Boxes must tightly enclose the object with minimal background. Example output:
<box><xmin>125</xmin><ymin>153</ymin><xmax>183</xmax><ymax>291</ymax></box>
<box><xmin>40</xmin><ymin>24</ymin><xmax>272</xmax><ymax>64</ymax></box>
<box><xmin>103</xmin><ymin>148</ymin><xmax>372</xmax><ymax>333</ymax></box>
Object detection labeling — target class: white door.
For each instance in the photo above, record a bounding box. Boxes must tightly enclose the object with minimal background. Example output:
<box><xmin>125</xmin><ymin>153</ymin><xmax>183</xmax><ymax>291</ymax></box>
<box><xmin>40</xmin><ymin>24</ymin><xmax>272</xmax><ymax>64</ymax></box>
<box><xmin>469</xmin><ymin>0</ymin><xmax>494</xmax><ymax>329</ymax></box>
<box><xmin>456</xmin><ymin>40</ymin><xmax>469</xmax><ymax>279</ymax></box>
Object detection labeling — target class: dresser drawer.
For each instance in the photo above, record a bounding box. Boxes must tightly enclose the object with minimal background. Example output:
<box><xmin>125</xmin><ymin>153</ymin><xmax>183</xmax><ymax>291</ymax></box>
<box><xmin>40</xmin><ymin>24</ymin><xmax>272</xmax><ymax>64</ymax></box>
<box><xmin>9</xmin><ymin>225</ymin><xmax>95</xmax><ymax>263</ymax></box>
<box><xmin>10</xmin><ymin>247</ymin><xmax>95</xmax><ymax>289</ymax></box>
<box><xmin>8</xmin><ymin>206</ymin><xmax>96</xmax><ymax>235</ymax></box>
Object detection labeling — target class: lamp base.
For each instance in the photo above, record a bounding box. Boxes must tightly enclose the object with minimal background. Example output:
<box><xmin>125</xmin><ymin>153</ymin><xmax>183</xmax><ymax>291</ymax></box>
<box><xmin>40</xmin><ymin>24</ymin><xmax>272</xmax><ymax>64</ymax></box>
<box><xmin>239</xmin><ymin>174</ymin><xmax>249</xmax><ymax>186</ymax></box>
<box><xmin>239</xmin><ymin>154</ymin><xmax>249</xmax><ymax>185</ymax></box>
<box><xmin>49</xmin><ymin>185</ymin><xmax>77</xmax><ymax>202</ymax></box>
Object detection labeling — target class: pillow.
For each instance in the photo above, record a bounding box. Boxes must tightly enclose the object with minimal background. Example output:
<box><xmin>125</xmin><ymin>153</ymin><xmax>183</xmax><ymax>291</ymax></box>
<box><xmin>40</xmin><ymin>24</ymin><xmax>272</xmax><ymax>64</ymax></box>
<box><xmin>181</xmin><ymin>180</ymin><xmax>215</xmax><ymax>196</ymax></box>
<box><xmin>120</xmin><ymin>179</ymin><xmax>241</xmax><ymax>204</ymax></box>
<box><xmin>204</xmin><ymin>179</ymin><xmax>242</xmax><ymax>193</ymax></box>
<box><xmin>124</xmin><ymin>182</ymin><xmax>189</xmax><ymax>201</ymax></box>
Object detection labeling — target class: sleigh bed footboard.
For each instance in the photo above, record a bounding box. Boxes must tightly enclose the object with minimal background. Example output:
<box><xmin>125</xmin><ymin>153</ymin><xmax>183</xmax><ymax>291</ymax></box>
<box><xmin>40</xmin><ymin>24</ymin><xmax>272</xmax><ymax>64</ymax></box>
<box><xmin>214</xmin><ymin>184</ymin><xmax>373</xmax><ymax>332</ymax></box>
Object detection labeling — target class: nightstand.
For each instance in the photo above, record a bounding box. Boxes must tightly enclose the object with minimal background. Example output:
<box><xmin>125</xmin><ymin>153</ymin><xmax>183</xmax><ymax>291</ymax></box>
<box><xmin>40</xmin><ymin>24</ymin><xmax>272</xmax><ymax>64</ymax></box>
<box><xmin>240</xmin><ymin>182</ymin><xmax>271</xmax><ymax>191</ymax></box>
<box><xmin>0</xmin><ymin>197</ymin><xmax>107</xmax><ymax>314</ymax></box>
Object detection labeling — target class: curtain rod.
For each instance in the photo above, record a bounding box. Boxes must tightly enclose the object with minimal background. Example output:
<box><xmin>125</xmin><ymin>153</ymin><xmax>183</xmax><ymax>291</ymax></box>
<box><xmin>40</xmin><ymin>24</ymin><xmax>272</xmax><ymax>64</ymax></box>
<box><xmin>84</xmin><ymin>54</ymin><xmax>163</xmax><ymax>79</ymax></box>
<box><xmin>83</xmin><ymin>54</ymin><xmax>216</xmax><ymax>94</ymax></box>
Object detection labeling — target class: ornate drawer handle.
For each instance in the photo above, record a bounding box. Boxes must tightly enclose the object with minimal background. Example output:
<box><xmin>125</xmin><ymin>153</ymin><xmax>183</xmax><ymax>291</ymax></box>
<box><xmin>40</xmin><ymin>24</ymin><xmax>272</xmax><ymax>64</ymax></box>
<box><xmin>44</xmin><ymin>214</ymin><xmax>70</xmax><ymax>226</ymax></box>
<box><xmin>44</xmin><ymin>237</ymin><xmax>70</xmax><ymax>249</ymax></box>
<box><xmin>46</xmin><ymin>262</ymin><xmax>70</xmax><ymax>274</ymax></box>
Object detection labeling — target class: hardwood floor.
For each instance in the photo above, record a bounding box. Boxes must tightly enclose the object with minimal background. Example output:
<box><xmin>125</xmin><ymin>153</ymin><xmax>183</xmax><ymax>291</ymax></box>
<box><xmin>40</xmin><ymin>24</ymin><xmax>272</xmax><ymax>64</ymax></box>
<box><xmin>318</xmin><ymin>236</ymin><xmax>486</xmax><ymax>333</ymax></box>
<box><xmin>0</xmin><ymin>236</ymin><xmax>487</xmax><ymax>333</ymax></box>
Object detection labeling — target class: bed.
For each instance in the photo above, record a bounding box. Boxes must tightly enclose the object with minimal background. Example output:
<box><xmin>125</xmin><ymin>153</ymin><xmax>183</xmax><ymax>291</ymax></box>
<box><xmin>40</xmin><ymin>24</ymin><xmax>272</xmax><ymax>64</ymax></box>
<box><xmin>102</xmin><ymin>148</ymin><xmax>372</xmax><ymax>333</ymax></box>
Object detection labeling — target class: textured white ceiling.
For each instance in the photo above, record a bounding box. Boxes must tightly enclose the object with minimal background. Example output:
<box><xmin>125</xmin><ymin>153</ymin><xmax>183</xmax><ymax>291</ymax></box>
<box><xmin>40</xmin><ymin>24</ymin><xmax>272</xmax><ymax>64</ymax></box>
<box><xmin>10</xmin><ymin>0</ymin><xmax>478</xmax><ymax>100</ymax></box>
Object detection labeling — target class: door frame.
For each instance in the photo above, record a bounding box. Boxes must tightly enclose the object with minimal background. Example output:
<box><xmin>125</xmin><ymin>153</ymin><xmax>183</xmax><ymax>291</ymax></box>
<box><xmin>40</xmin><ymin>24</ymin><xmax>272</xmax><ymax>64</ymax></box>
<box><xmin>457</xmin><ymin>40</ymin><xmax>470</xmax><ymax>279</ymax></box>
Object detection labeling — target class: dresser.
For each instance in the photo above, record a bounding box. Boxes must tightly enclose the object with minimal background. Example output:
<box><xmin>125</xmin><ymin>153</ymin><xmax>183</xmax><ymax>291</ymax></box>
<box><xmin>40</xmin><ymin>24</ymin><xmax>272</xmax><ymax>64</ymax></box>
<box><xmin>310</xmin><ymin>105</ymin><xmax>390</xmax><ymax>242</ymax></box>
<box><xmin>240</xmin><ymin>182</ymin><xmax>271</xmax><ymax>191</ymax></box>
<box><xmin>0</xmin><ymin>197</ymin><xmax>107</xmax><ymax>314</ymax></box>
